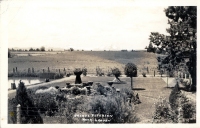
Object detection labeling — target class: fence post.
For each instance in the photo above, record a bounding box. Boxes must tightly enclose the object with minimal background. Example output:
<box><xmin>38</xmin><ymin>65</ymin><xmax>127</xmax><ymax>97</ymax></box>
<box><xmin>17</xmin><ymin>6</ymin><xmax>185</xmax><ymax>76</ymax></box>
<box><xmin>154</xmin><ymin>70</ymin><xmax>155</xmax><ymax>77</ymax></box>
<box><xmin>48</xmin><ymin>67</ymin><xmax>50</xmax><ymax>73</ymax></box>
<box><xmin>28</xmin><ymin>68</ymin><xmax>31</xmax><ymax>73</ymax></box>
<box><xmin>32</xmin><ymin>67</ymin><xmax>34</xmax><ymax>73</ymax></box>
<box><xmin>16</xmin><ymin>104</ymin><xmax>21</xmax><ymax>124</ymax></box>
<box><xmin>13</xmin><ymin>68</ymin><xmax>15</xmax><ymax>73</ymax></box>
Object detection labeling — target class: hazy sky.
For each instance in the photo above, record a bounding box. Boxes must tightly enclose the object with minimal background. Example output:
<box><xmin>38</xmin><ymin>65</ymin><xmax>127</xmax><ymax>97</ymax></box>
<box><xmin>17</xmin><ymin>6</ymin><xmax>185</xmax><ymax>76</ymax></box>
<box><xmin>0</xmin><ymin>0</ymin><xmax>197</xmax><ymax>50</ymax></box>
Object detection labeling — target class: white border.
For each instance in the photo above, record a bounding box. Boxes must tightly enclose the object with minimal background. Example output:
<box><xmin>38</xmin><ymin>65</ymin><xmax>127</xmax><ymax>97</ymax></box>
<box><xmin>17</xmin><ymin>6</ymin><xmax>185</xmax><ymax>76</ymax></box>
<box><xmin>1</xmin><ymin>0</ymin><xmax>199</xmax><ymax>128</ymax></box>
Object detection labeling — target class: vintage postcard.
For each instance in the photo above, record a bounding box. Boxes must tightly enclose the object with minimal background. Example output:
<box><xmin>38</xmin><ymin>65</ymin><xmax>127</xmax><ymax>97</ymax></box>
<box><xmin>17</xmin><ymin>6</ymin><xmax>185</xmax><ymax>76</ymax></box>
<box><xmin>1</xmin><ymin>0</ymin><xmax>199</xmax><ymax>127</ymax></box>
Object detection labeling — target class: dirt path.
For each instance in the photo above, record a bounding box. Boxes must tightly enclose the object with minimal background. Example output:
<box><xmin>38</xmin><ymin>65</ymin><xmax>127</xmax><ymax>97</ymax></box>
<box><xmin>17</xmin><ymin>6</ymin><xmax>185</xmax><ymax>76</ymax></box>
<box><xmin>132</xmin><ymin>77</ymin><xmax>172</xmax><ymax>123</ymax></box>
<box><xmin>8</xmin><ymin>76</ymin><xmax>75</xmax><ymax>99</ymax></box>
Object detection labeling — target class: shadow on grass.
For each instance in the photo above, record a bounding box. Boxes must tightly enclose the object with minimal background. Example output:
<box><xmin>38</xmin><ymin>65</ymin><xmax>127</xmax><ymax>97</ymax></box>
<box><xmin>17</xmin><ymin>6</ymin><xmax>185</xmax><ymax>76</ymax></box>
<box><xmin>132</xmin><ymin>88</ymin><xmax>145</xmax><ymax>90</ymax></box>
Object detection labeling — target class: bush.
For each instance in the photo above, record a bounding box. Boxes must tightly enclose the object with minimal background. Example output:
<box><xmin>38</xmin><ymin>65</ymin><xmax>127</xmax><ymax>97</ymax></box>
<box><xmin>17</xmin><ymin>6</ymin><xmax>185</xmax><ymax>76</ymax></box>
<box><xmin>79</xmin><ymin>88</ymin><xmax>87</xmax><ymax>95</ymax></box>
<box><xmin>111</xmin><ymin>67</ymin><xmax>121</xmax><ymax>78</ymax></box>
<box><xmin>96</xmin><ymin>84</ymin><xmax>107</xmax><ymax>96</ymax></box>
<box><xmin>169</xmin><ymin>82</ymin><xmax>180</xmax><ymax>110</ymax></box>
<box><xmin>142</xmin><ymin>72</ymin><xmax>146</xmax><ymax>77</ymax></box>
<box><xmin>34</xmin><ymin>92</ymin><xmax>58</xmax><ymax>116</ymax></box>
<box><xmin>71</xmin><ymin>87</ymin><xmax>80</xmax><ymax>95</ymax></box>
<box><xmin>89</xmin><ymin>94</ymin><xmax>138</xmax><ymax>123</ymax></box>
<box><xmin>169</xmin><ymin>71</ymin><xmax>175</xmax><ymax>77</ymax></box>
<box><xmin>179</xmin><ymin>94</ymin><xmax>196</xmax><ymax>123</ymax></box>
<box><xmin>96</xmin><ymin>66</ymin><xmax>104</xmax><ymax>76</ymax></box>
<box><xmin>82</xmin><ymin>67</ymin><xmax>87</xmax><ymax>76</ymax></box>
<box><xmin>168</xmin><ymin>82</ymin><xmax>196</xmax><ymax>123</ymax></box>
<box><xmin>153</xmin><ymin>97</ymin><xmax>177</xmax><ymax>123</ymax></box>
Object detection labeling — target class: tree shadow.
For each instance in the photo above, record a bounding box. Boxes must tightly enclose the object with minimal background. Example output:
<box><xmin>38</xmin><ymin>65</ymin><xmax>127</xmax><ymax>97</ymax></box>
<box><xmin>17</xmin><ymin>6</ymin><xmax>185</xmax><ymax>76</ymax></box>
<box><xmin>132</xmin><ymin>88</ymin><xmax>145</xmax><ymax>90</ymax></box>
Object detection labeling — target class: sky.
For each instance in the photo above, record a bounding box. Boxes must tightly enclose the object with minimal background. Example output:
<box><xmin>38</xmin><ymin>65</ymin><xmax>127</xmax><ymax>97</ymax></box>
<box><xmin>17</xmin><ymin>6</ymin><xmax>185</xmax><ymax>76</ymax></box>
<box><xmin>0</xmin><ymin>0</ymin><xmax>198</xmax><ymax>50</ymax></box>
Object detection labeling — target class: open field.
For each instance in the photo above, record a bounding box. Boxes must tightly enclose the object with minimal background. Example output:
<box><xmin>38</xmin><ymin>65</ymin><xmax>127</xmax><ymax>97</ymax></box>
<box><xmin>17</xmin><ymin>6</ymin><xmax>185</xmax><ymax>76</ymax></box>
<box><xmin>9</xmin><ymin>51</ymin><xmax>159</xmax><ymax>75</ymax></box>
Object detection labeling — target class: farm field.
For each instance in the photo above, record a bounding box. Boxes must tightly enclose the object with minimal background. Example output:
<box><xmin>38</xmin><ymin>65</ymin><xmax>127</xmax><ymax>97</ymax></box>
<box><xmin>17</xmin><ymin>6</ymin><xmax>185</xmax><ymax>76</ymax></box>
<box><xmin>9</xmin><ymin>51</ymin><xmax>159</xmax><ymax>75</ymax></box>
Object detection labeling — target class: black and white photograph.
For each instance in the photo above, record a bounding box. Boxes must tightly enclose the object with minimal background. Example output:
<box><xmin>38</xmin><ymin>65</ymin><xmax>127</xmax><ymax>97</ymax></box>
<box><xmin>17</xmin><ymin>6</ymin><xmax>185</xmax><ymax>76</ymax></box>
<box><xmin>0</xmin><ymin>0</ymin><xmax>199</xmax><ymax>127</ymax></box>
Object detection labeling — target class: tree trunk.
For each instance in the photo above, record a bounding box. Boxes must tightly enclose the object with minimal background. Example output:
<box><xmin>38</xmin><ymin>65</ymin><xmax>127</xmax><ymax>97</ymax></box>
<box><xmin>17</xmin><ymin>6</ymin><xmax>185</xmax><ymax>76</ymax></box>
<box><xmin>190</xmin><ymin>55</ymin><xmax>196</xmax><ymax>91</ymax></box>
<box><xmin>189</xmin><ymin>47</ymin><xmax>196</xmax><ymax>92</ymax></box>
<box><xmin>75</xmin><ymin>75</ymin><xmax>82</xmax><ymax>84</ymax></box>
<box><xmin>115</xmin><ymin>75</ymin><xmax>121</xmax><ymax>82</ymax></box>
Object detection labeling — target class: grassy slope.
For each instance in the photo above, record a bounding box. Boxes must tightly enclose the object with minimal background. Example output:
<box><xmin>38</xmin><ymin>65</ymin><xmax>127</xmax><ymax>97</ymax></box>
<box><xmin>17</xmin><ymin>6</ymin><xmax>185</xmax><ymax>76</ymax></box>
<box><xmin>9</xmin><ymin>51</ymin><xmax>159</xmax><ymax>75</ymax></box>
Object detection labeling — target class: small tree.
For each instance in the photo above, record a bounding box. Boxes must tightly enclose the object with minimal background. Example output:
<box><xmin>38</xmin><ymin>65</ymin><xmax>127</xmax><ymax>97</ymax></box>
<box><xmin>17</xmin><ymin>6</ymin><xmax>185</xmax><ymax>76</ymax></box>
<box><xmin>111</xmin><ymin>67</ymin><xmax>122</xmax><ymax>81</ymax></box>
<box><xmin>124</xmin><ymin>63</ymin><xmax>137</xmax><ymax>89</ymax></box>
<box><xmin>70</xmin><ymin>48</ymin><xmax>74</xmax><ymax>51</ymax></box>
<box><xmin>16</xmin><ymin>81</ymin><xmax>43</xmax><ymax>123</ymax></box>
<box><xmin>29</xmin><ymin>48</ymin><xmax>34</xmax><ymax>51</ymax></box>
<box><xmin>40</xmin><ymin>46</ymin><xmax>45</xmax><ymax>51</ymax></box>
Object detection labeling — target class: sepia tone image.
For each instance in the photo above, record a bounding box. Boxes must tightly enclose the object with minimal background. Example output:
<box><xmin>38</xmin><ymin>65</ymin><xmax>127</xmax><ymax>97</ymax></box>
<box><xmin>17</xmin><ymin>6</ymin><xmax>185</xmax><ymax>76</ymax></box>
<box><xmin>2</xmin><ymin>0</ymin><xmax>197</xmax><ymax>125</ymax></box>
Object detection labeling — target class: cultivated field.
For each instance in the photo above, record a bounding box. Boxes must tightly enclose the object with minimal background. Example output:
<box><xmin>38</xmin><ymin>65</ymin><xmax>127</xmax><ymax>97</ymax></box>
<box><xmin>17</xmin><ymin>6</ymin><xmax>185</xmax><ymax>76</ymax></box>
<box><xmin>9</xmin><ymin>51</ymin><xmax>159</xmax><ymax>75</ymax></box>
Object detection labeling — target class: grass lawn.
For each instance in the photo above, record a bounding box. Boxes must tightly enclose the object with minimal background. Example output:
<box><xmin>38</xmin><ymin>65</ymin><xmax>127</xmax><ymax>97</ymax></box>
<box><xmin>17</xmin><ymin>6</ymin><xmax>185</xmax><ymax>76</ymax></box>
<box><xmin>8</xmin><ymin>75</ymin><xmax>172</xmax><ymax>123</ymax></box>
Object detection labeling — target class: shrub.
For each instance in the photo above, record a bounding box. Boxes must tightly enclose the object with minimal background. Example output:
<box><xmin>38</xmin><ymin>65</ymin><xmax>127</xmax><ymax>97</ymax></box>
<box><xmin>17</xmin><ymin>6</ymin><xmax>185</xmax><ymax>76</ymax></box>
<box><xmin>152</xmin><ymin>97</ymin><xmax>177</xmax><ymax>123</ymax></box>
<box><xmin>71</xmin><ymin>87</ymin><xmax>80</xmax><ymax>95</ymax></box>
<box><xmin>142</xmin><ymin>72</ymin><xmax>146</xmax><ymax>77</ymax></box>
<box><xmin>55</xmin><ymin>95</ymin><xmax>85</xmax><ymax>123</ymax></box>
<box><xmin>111</xmin><ymin>67</ymin><xmax>121</xmax><ymax>78</ymax></box>
<box><xmin>96</xmin><ymin>66</ymin><xmax>104</xmax><ymax>76</ymax></box>
<box><xmin>82</xmin><ymin>67</ymin><xmax>87</xmax><ymax>76</ymax></box>
<box><xmin>34</xmin><ymin>92</ymin><xmax>58</xmax><ymax>116</ymax></box>
<box><xmin>96</xmin><ymin>84</ymin><xmax>107</xmax><ymax>95</ymax></box>
<box><xmin>79</xmin><ymin>88</ymin><xmax>87</xmax><ymax>95</ymax></box>
<box><xmin>89</xmin><ymin>94</ymin><xmax>138</xmax><ymax>123</ymax></box>
<box><xmin>169</xmin><ymin>82</ymin><xmax>180</xmax><ymax>110</ymax></box>
<box><xmin>179</xmin><ymin>94</ymin><xmax>196</xmax><ymax>123</ymax></box>
<box><xmin>169</xmin><ymin>71</ymin><xmax>175</xmax><ymax>77</ymax></box>
<box><xmin>168</xmin><ymin>82</ymin><xmax>196</xmax><ymax>123</ymax></box>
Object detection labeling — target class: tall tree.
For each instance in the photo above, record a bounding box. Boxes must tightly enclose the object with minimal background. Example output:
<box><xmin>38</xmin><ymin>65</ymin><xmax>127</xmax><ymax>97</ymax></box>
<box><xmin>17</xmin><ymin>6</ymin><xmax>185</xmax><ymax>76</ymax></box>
<box><xmin>165</xmin><ymin>6</ymin><xmax>196</xmax><ymax>91</ymax></box>
<box><xmin>153</xmin><ymin>6</ymin><xmax>197</xmax><ymax>91</ymax></box>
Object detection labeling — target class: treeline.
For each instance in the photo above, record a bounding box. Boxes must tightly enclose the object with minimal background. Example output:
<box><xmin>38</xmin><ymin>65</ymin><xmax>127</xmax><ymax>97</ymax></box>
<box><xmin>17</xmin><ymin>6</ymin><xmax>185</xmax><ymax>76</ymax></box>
<box><xmin>8</xmin><ymin>46</ymin><xmax>49</xmax><ymax>52</ymax></box>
